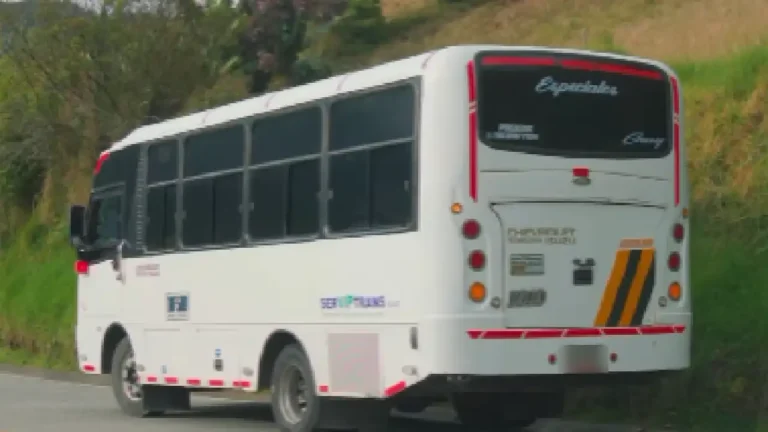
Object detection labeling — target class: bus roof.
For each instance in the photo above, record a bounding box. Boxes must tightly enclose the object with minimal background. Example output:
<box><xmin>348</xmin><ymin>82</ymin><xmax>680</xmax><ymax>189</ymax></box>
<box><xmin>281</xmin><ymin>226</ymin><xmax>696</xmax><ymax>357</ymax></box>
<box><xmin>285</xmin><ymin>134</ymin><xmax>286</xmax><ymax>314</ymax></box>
<box><xmin>109</xmin><ymin>45</ymin><xmax>675</xmax><ymax>152</ymax></box>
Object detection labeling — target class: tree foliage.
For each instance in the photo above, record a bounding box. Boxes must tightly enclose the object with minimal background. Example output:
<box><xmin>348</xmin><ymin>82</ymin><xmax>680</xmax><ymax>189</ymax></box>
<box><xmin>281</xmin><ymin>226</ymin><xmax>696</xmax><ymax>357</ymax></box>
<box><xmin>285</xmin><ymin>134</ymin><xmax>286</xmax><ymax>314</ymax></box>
<box><xmin>0</xmin><ymin>0</ymin><xmax>244</xmax><ymax>232</ymax></box>
<box><xmin>239</xmin><ymin>0</ymin><xmax>347</xmax><ymax>92</ymax></box>
<box><xmin>0</xmin><ymin>0</ymin><xmax>388</xmax><ymax>238</ymax></box>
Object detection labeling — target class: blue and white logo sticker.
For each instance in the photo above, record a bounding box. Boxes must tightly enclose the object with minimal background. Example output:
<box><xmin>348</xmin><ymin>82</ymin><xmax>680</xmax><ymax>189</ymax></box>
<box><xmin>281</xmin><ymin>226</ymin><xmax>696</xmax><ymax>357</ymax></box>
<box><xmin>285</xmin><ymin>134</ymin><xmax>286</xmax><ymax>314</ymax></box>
<box><xmin>166</xmin><ymin>292</ymin><xmax>190</xmax><ymax>321</ymax></box>
<box><xmin>320</xmin><ymin>295</ymin><xmax>396</xmax><ymax>310</ymax></box>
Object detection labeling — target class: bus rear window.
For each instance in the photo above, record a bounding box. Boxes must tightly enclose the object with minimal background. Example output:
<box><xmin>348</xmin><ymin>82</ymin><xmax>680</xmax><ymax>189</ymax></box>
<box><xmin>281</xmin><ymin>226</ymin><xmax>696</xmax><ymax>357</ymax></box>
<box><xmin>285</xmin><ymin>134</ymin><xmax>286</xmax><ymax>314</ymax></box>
<box><xmin>476</xmin><ymin>53</ymin><xmax>671</xmax><ymax>158</ymax></box>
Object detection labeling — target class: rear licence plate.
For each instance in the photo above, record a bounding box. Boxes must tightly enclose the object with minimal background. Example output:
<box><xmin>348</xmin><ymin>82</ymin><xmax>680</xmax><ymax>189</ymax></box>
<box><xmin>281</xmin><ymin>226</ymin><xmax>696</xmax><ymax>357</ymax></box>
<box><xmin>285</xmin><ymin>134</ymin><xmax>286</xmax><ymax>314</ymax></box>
<box><xmin>560</xmin><ymin>345</ymin><xmax>609</xmax><ymax>374</ymax></box>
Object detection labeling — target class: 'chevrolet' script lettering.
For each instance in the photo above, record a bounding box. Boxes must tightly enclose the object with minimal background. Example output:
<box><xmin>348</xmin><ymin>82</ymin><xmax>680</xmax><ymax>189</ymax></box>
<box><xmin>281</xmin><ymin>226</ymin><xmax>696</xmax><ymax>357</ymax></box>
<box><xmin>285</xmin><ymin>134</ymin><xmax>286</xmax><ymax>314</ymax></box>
<box><xmin>622</xmin><ymin>132</ymin><xmax>666</xmax><ymax>149</ymax></box>
<box><xmin>535</xmin><ymin>76</ymin><xmax>618</xmax><ymax>97</ymax></box>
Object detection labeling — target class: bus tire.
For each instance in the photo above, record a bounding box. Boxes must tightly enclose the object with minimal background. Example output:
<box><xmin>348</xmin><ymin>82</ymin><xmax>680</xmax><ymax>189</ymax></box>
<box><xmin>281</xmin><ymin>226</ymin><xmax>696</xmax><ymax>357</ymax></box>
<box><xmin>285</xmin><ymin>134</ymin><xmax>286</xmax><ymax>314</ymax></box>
<box><xmin>110</xmin><ymin>337</ymin><xmax>154</xmax><ymax>417</ymax></box>
<box><xmin>452</xmin><ymin>392</ymin><xmax>537</xmax><ymax>430</ymax></box>
<box><xmin>110</xmin><ymin>338</ymin><xmax>190</xmax><ymax>417</ymax></box>
<box><xmin>270</xmin><ymin>344</ymin><xmax>321</xmax><ymax>432</ymax></box>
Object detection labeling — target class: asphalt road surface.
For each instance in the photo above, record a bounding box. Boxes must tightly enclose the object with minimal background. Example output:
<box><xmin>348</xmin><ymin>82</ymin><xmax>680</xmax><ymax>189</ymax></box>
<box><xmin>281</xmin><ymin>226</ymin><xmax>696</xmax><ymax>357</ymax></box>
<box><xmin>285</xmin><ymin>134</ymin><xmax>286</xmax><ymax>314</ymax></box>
<box><xmin>0</xmin><ymin>368</ymin><xmax>657</xmax><ymax>432</ymax></box>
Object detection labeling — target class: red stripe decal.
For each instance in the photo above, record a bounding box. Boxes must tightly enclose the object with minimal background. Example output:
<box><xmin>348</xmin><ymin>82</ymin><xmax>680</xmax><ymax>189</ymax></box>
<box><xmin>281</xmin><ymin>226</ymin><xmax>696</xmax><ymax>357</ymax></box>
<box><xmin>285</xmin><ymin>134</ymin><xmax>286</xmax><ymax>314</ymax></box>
<box><xmin>233</xmin><ymin>380</ymin><xmax>251</xmax><ymax>388</ymax></box>
<box><xmin>187</xmin><ymin>378</ymin><xmax>201</xmax><ymax>386</ymax></box>
<box><xmin>164</xmin><ymin>376</ymin><xmax>179</xmax><ymax>384</ymax></box>
<box><xmin>481</xmin><ymin>56</ymin><xmax>556</xmax><ymax>67</ymax></box>
<box><xmin>209</xmin><ymin>379</ymin><xmax>225</xmax><ymax>387</ymax></box>
<box><xmin>384</xmin><ymin>381</ymin><xmax>406</xmax><ymax>397</ymax></box>
<box><xmin>639</xmin><ymin>325</ymin><xmax>676</xmax><ymax>335</ymax></box>
<box><xmin>560</xmin><ymin>59</ymin><xmax>664</xmax><ymax>80</ymax></box>
<box><xmin>146</xmin><ymin>376</ymin><xmax>158</xmax><ymax>383</ymax></box>
<box><xmin>318</xmin><ymin>385</ymin><xmax>329</xmax><ymax>393</ymax></box>
<box><xmin>467</xmin><ymin>61</ymin><xmax>478</xmax><ymax>202</ymax></box>
<box><xmin>467</xmin><ymin>329</ymin><xmax>484</xmax><ymax>339</ymax></box>
<box><xmin>602</xmin><ymin>327</ymin><xmax>641</xmax><ymax>336</ymax></box>
<box><xmin>525</xmin><ymin>329</ymin><xmax>565</xmax><ymax>339</ymax></box>
<box><xmin>564</xmin><ymin>328</ymin><xmax>602</xmax><ymax>337</ymax></box>
<box><xmin>670</xmin><ymin>75</ymin><xmax>681</xmax><ymax>206</ymax></box>
<box><xmin>82</xmin><ymin>364</ymin><xmax>95</xmax><ymax>372</ymax></box>
<box><xmin>467</xmin><ymin>325</ymin><xmax>685</xmax><ymax>339</ymax></box>
<box><xmin>483</xmin><ymin>329</ymin><xmax>524</xmax><ymax>339</ymax></box>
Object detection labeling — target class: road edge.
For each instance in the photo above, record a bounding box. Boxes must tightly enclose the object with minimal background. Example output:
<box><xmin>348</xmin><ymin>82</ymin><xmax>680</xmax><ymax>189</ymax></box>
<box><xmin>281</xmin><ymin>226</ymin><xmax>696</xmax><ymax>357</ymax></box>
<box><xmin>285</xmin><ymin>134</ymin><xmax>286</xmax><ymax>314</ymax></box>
<box><xmin>0</xmin><ymin>362</ymin><xmax>266</xmax><ymax>401</ymax></box>
<box><xmin>0</xmin><ymin>362</ymin><xmax>676</xmax><ymax>431</ymax></box>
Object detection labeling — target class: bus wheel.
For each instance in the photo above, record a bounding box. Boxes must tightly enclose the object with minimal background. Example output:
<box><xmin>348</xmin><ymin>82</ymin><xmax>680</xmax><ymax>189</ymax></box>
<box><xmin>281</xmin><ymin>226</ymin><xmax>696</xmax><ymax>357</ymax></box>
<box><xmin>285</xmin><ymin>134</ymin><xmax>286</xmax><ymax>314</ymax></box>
<box><xmin>271</xmin><ymin>344</ymin><xmax>321</xmax><ymax>432</ymax></box>
<box><xmin>111</xmin><ymin>338</ymin><xmax>153</xmax><ymax>417</ymax></box>
<box><xmin>451</xmin><ymin>392</ymin><xmax>537</xmax><ymax>430</ymax></box>
<box><xmin>111</xmin><ymin>338</ymin><xmax>190</xmax><ymax>417</ymax></box>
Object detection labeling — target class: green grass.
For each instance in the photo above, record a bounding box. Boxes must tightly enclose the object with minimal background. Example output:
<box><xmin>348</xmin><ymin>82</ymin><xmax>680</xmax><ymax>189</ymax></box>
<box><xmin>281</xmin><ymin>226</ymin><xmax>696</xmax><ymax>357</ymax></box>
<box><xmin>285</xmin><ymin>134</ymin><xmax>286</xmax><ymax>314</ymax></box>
<box><xmin>0</xmin><ymin>220</ymin><xmax>77</xmax><ymax>370</ymax></box>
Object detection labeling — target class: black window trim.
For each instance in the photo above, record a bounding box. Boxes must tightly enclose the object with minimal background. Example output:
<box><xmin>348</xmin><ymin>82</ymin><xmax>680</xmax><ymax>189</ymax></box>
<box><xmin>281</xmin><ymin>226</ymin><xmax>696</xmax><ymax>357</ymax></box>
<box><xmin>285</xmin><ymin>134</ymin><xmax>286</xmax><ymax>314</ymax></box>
<box><xmin>144</xmin><ymin>182</ymin><xmax>178</xmax><ymax>253</ymax></box>
<box><xmin>146</xmin><ymin>139</ymin><xmax>179</xmax><ymax>185</ymax></box>
<box><xmin>246</xmin><ymin>101</ymin><xmax>325</xmax><ymax>247</ymax></box>
<box><xmin>131</xmin><ymin>77</ymin><xmax>421</xmax><ymax>257</ymax></box>
<box><xmin>474</xmin><ymin>50</ymin><xmax>673</xmax><ymax>160</ymax></box>
<box><xmin>179</xmin><ymin>122</ymin><xmax>248</xmax><ymax>251</ymax></box>
<box><xmin>324</xmin><ymin>80</ymin><xmax>420</xmax><ymax>239</ymax></box>
<box><xmin>141</xmin><ymin>137</ymin><xmax>182</xmax><ymax>255</ymax></box>
<box><xmin>85</xmin><ymin>183</ymin><xmax>126</xmax><ymax>252</ymax></box>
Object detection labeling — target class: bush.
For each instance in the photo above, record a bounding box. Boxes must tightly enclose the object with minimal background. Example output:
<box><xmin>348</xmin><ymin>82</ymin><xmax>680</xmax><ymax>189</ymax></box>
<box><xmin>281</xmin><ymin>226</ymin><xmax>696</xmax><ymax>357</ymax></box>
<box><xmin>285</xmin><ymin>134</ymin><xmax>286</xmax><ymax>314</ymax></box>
<box><xmin>321</xmin><ymin>0</ymin><xmax>388</xmax><ymax>58</ymax></box>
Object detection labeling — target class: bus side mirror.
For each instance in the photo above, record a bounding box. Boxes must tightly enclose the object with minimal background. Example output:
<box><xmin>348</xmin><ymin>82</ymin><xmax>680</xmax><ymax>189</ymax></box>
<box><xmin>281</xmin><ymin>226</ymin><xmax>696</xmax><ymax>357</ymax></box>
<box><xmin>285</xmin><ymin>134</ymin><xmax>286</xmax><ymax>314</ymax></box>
<box><xmin>69</xmin><ymin>204</ymin><xmax>86</xmax><ymax>248</ymax></box>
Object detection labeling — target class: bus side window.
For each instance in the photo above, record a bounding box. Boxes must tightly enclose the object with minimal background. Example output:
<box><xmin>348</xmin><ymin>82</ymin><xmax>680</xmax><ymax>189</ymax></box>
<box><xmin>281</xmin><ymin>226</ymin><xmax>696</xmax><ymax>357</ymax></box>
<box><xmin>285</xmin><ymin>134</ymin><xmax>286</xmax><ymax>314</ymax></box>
<box><xmin>86</xmin><ymin>194</ymin><xmax>123</xmax><ymax>248</ymax></box>
<box><xmin>328</xmin><ymin>84</ymin><xmax>416</xmax><ymax>233</ymax></box>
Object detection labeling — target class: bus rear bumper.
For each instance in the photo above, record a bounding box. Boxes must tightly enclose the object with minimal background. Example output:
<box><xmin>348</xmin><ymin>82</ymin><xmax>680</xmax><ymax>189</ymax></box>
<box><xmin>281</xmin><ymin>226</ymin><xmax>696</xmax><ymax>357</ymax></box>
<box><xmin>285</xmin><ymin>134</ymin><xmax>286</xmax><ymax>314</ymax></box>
<box><xmin>420</xmin><ymin>313</ymin><xmax>691</xmax><ymax>377</ymax></box>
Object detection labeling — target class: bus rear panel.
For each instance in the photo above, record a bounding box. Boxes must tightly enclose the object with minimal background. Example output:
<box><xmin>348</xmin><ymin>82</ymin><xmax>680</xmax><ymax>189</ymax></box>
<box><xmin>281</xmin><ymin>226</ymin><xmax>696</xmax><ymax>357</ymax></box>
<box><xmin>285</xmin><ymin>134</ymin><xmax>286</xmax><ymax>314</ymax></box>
<box><xmin>434</xmin><ymin>48</ymin><xmax>690</xmax><ymax>380</ymax></box>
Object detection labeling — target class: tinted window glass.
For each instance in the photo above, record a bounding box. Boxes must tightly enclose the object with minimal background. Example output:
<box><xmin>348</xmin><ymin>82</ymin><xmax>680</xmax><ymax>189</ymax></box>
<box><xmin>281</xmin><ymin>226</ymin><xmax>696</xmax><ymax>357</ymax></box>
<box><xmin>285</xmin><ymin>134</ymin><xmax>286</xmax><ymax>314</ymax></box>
<box><xmin>477</xmin><ymin>54</ymin><xmax>670</xmax><ymax>158</ymax></box>
<box><xmin>147</xmin><ymin>141</ymin><xmax>178</xmax><ymax>184</ymax></box>
<box><xmin>252</xmin><ymin>107</ymin><xmax>322</xmax><ymax>164</ymax></box>
<box><xmin>328</xmin><ymin>151</ymin><xmax>369</xmax><ymax>232</ymax></box>
<box><xmin>371</xmin><ymin>143</ymin><xmax>412</xmax><ymax>227</ymax></box>
<box><xmin>330</xmin><ymin>85</ymin><xmax>415</xmax><ymax>151</ymax></box>
<box><xmin>93</xmin><ymin>147</ymin><xmax>138</xmax><ymax>189</ymax></box>
<box><xmin>287</xmin><ymin>159</ymin><xmax>320</xmax><ymax>236</ymax></box>
<box><xmin>184</xmin><ymin>125</ymin><xmax>244</xmax><ymax>177</ymax></box>
<box><xmin>249</xmin><ymin>166</ymin><xmax>287</xmax><ymax>240</ymax></box>
<box><xmin>86</xmin><ymin>193</ymin><xmax>122</xmax><ymax>247</ymax></box>
<box><xmin>213</xmin><ymin>173</ymin><xmax>243</xmax><ymax>244</ymax></box>
<box><xmin>182</xmin><ymin>178</ymin><xmax>213</xmax><ymax>247</ymax></box>
<box><xmin>93</xmin><ymin>155</ymin><xmax>120</xmax><ymax>187</ymax></box>
<box><xmin>145</xmin><ymin>185</ymin><xmax>176</xmax><ymax>250</ymax></box>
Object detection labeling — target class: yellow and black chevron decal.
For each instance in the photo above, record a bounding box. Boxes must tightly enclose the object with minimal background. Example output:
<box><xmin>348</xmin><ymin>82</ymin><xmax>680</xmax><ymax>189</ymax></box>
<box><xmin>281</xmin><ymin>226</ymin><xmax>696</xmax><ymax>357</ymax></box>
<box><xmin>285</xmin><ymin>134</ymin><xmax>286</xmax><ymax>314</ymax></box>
<box><xmin>594</xmin><ymin>247</ymin><xmax>656</xmax><ymax>327</ymax></box>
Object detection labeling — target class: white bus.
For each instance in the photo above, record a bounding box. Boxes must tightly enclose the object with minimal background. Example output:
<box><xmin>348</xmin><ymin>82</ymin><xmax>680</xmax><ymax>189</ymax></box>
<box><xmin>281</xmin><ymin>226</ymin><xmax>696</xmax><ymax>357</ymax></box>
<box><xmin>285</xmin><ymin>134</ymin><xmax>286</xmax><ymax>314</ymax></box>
<box><xmin>68</xmin><ymin>44</ymin><xmax>690</xmax><ymax>431</ymax></box>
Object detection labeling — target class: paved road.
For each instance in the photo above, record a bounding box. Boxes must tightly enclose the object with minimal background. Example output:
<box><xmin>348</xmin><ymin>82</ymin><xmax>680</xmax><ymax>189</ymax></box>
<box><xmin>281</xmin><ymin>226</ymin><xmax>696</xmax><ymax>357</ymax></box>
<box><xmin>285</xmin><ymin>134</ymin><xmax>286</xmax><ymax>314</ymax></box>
<box><xmin>0</xmin><ymin>369</ymin><xmax>655</xmax><ymax>432</ymax></box>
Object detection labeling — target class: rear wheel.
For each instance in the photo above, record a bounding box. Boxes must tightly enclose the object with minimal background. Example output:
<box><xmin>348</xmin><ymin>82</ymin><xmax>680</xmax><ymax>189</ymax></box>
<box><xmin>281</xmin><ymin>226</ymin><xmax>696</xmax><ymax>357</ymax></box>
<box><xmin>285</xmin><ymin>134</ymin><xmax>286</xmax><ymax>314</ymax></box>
<box><xmin>270</xmin><ymin>344</ymin><xmax>321</xmax><ymax>432</ymax></box>
<box><xmin>452</xmin><ymin>392</ymin><xmax>539</xmax><ymax>430</ymax></box>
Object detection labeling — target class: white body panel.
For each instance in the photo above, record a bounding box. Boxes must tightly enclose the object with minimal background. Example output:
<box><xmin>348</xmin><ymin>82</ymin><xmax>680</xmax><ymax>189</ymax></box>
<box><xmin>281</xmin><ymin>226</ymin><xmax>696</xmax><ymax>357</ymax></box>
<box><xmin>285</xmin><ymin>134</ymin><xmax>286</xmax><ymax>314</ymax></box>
<box><xmin>75</xmin><ymin>45</ymin><xmax>691</xmax><ymax>399</ymax></box>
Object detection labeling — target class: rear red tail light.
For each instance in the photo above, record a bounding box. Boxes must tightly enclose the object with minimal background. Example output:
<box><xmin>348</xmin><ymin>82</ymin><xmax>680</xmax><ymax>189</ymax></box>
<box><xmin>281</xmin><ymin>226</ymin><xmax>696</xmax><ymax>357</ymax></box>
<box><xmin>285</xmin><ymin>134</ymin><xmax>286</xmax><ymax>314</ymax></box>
<box><xmin>462</xmin><ymin>220</ymin><xmax>481</xmax><ymax>239</ymax></box>
<box><xmin>468</xmin><ymin>250</ymin><xmax>486</xmax><ymax>270</ymax></box>
<box><xmin>667</xmin><ymin>252</ymin><xmax>680</xmax><ymax>271</ymax></box>
<box><xmin>75</xmin><ymin>260</ymin><xmax>89</xmax><ymax>275</ymax></box>
<box><xmin>672</xmin><ymin>223</ymin><xmax>684</xmax><ymax>242</ymax></box>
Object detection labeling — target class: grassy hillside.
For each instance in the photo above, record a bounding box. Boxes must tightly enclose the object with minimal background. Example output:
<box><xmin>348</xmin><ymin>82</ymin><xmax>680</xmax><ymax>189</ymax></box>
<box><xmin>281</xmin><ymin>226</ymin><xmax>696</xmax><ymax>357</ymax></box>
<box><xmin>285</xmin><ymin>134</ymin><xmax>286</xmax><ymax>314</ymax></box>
<box><xmin>2</xmin><ymin>0</ymin><xmax>768</xmax><ymax>429</ymax></box>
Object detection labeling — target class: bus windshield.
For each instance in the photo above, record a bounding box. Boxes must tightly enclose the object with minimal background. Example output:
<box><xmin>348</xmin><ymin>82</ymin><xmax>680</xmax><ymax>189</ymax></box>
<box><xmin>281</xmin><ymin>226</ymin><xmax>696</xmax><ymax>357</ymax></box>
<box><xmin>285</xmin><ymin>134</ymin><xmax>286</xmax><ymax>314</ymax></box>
<box><xmin>476</xmin><ymin>52</ymin><xmax>671</xmax><ymax>159</ymax></box>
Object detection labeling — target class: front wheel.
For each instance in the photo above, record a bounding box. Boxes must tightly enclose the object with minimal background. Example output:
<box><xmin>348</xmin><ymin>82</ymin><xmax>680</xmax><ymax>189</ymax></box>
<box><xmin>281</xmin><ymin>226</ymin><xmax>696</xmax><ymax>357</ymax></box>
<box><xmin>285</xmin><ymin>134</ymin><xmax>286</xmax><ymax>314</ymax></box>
<box><xmin>111</xmin><ymin>338</ymin><xmax>152</xmax><ymax>417</ymax></box>
<box><xmin>110</xmin><ymin>337</ymin><xmax>190</xmax><ymax>417</ymax></box>
<box><xmin>270</xmin><ymin>344</ymin><xmax>321</xmax><ymax>432</ymax></box>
